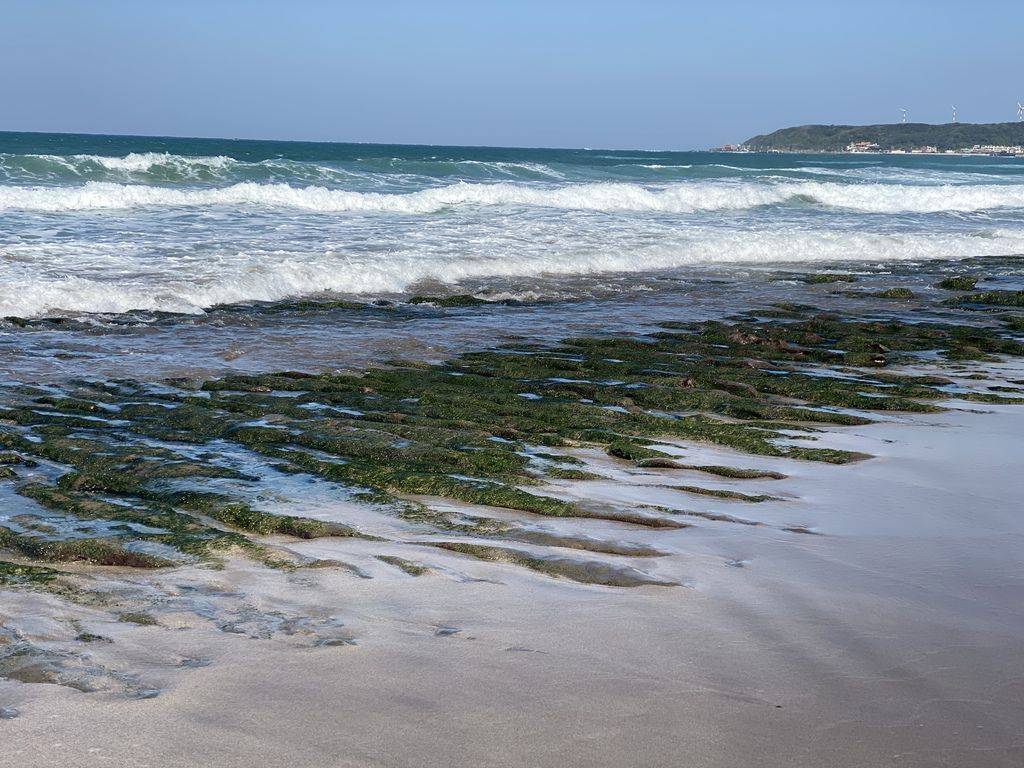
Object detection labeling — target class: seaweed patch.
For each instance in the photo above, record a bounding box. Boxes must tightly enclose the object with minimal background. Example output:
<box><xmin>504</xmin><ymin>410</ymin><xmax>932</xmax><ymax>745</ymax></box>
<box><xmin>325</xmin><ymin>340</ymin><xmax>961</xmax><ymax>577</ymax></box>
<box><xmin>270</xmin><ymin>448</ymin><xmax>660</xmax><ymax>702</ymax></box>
<box><xmin>0</xmin><ymin>309</ymin><xmax>1021</xmax><ymax>589</ymax></box>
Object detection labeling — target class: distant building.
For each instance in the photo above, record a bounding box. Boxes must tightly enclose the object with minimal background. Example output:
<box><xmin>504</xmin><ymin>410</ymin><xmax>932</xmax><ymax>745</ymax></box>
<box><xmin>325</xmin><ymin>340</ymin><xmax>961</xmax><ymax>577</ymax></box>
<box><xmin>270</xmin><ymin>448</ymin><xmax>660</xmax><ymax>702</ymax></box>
<box><xmin>964</xmin><ymin>144</ymin><xmax>1023</xmax><ymax>155</ymax></box>
<box><xmin>846</xmin><ymin>141</ymin><xmax>880</xmax><ymax>153</ymax></box>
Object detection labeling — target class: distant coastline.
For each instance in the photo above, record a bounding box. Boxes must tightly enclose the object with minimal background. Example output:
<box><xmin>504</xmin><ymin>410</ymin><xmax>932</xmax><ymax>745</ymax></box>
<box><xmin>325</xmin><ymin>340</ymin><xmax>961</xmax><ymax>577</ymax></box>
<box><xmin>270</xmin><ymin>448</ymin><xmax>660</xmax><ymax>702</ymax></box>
<box><xmin>726</xmin><ymin>121</ymin><xmax>1024</xmax><ymax>156</ymax></box>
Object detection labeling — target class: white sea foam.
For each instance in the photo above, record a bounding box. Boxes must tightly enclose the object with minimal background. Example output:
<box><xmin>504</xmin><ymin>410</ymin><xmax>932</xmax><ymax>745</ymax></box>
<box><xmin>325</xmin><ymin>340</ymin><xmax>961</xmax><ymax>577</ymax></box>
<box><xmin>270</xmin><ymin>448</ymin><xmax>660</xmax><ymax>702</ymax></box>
<box><xmin>4</xmin><ymin>179</ymin><xmax>1024</xmax><ymax>214</ymax></box>
<box><xmin>3</xmin><ymin>146</ymin><xmax>1023</xmax><ymax>319</ymax></box>
<box><xmin>80</xmin><ymin>152</ymin><xmax>236</xmax><ymax>173</ymax></box>
<box><xmin>3</xmin><ymin>228</ymin><xmax>1022</xmax><ymax>318</ymax></box>
<box><xmin>0</xmin><ymin>152</ymin><xmax>237</xmax><ymax>178</ymax></box>
<box><xmin>446</xmin><ymin>160</ymin><xmax>566</xmax><ymax>178</ymax></box>
<box><xmin>0</xmin><ymin>152</ymin><xmax>574</xmax><ymax>186</ymax></box>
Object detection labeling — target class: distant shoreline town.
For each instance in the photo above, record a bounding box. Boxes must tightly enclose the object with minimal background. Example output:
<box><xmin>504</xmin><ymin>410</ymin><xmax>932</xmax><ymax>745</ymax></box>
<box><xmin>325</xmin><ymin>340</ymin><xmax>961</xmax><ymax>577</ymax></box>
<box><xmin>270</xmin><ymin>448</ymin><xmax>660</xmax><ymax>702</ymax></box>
<box><xmin>716</xmin><ymin>142</ymin><xmax>1024</xmax><ymax>156</ymax></box>
<box><xmin>723</xmin><ymin>120</ymin><xmax>1024</xmax><ymax>156</ymax></box>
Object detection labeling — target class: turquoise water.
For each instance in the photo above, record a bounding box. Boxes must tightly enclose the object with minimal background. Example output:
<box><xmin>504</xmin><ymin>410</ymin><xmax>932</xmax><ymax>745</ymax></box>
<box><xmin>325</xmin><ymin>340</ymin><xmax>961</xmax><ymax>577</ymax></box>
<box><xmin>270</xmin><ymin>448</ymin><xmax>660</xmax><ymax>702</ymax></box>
<box><xmin>2</xmin><ymin>130</ymin><xmax>1024</xmax><ymax>317</ymax></box>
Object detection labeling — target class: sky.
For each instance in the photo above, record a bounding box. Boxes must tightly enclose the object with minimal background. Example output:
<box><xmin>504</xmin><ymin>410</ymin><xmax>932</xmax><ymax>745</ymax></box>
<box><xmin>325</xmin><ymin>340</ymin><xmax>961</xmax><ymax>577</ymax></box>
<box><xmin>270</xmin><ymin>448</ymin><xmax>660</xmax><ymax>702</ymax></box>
<box><xmin>3</xmin><ymin>0</ymin><xmax>1023</xmax><ymax>150</ymax></box>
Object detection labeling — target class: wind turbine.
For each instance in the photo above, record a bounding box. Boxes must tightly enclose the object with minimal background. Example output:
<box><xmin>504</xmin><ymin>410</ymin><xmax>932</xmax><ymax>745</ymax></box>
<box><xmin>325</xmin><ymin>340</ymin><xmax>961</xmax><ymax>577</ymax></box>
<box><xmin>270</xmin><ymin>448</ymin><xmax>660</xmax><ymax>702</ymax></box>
<box><xmin>1017</xmin><ymin>101</ymin><xmax>1023</xmax><ymax>121</ymax></box>
<box><xmin>951</xmin><ymin>105</ymin><xmax>957</xmax><ymax>123</ymax></box>
<box><xmin>900</xmin><ymin>108</ymin><xmax>907</xmax><ymax>123</ymax></box>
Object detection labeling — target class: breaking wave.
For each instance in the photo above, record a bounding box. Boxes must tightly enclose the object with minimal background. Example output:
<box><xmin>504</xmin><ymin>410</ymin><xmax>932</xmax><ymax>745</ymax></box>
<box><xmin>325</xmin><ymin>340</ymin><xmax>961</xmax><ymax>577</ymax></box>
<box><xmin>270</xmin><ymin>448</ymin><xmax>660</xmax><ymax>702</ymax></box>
<box><xmin>4</xmin><ymin>179</ymin><xmax>1024</xmax><ymax>215</ymax></box>
<box><xmin>0</xmin><ymin>152</ymin><xmax>239</xmax><ymax>183</ymax></box>
<box><xmin>3</xmin><ymin>139</ymin><xmax>1024</xmax><ymax>320</ymax></box>
<box><xmin>3</xmin><ymin>229</ymin><xmax>1022</xmax><ymax>318</ymax></box>
<box><xmin>0</xmin><ymin>152</ymin><xmax>570</xmax><ymax>185</ymax></box>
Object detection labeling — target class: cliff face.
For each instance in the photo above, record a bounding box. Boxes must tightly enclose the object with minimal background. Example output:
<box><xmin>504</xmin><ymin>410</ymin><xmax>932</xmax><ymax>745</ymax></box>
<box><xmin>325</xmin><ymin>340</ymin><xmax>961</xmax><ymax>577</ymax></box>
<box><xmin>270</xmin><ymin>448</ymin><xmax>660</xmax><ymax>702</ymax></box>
<box><xmin>745</xmin><ymin>122</ymin><xmax>1024</xmax><ymax>151</ymax></box>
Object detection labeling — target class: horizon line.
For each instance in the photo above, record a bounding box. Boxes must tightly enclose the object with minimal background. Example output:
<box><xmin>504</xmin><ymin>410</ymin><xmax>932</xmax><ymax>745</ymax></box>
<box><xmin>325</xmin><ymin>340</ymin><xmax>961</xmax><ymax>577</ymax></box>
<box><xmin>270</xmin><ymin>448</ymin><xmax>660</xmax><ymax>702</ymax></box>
<box><xmin>0</xmin><ymin>128</ymin><xmax>709</xmax><ymax>154</ymax></box>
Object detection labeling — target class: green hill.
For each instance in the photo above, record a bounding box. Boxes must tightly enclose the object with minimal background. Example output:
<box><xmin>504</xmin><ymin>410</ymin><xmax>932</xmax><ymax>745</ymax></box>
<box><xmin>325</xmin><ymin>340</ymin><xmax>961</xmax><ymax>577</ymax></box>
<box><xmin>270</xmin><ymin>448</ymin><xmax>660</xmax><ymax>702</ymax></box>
<box><xmin>744</xmin><ymin>122</ymin><xmax>1024</xmax><ymax>152</ymax></box>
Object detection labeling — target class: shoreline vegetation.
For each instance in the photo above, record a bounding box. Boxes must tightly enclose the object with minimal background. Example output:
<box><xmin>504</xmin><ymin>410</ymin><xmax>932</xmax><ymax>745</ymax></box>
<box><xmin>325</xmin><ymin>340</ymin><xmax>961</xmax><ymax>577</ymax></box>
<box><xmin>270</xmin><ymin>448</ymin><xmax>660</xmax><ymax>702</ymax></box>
<box><xmin>741</xmin><ymin>121</ymin><xmax>1024</xmax><ymax>153</ymax></box>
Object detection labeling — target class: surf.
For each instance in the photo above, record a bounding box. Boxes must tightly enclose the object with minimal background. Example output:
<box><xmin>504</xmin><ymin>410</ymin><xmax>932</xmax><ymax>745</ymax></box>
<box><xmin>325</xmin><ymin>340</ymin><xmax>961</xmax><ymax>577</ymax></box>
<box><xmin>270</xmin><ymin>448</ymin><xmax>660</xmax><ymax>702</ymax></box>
<box><xmin>5</xmin><ymin>178</ymin><xmax>1024</xmax><ymax>215</ymax></box>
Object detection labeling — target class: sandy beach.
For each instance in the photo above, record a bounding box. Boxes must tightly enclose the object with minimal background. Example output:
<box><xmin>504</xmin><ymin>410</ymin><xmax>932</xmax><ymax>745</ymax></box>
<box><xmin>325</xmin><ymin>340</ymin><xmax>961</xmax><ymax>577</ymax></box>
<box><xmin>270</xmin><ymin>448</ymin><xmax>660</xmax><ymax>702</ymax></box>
<box><xmin>4</xmin><ymin>360</ymin><xmax>1024</xmax><ymax>767</ymax></box>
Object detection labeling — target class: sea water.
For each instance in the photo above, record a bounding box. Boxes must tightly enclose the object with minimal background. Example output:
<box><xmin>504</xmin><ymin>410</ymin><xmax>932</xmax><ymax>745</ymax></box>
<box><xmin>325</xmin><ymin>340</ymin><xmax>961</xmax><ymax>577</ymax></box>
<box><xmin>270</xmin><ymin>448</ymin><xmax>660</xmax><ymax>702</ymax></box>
<box><xmin>2</xmin><ymin>131</ymin><xmax>1024</xmax><ymax>319</ymax></box>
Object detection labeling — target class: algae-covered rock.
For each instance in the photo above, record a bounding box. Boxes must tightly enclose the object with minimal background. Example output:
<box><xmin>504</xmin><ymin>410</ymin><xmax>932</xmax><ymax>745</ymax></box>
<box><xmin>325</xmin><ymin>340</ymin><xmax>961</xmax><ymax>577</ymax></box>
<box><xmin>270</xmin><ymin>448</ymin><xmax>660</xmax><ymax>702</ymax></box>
<box><xmin>428</xmin><ymin>542</ymin><xmax>677</xmax><ymax>587</ymax></box>
<box><xmin>408</xmin><ymin>294</ymin><xmax>490</xmax><ymax>307</ymax></box>
<box><xmin>802</xmin><ymin>273</ymin><xmax>857</xmax><ymax>284</ymax></box>
<box><xmin>0</xmin><ymin>560</ymin><xmax>61</xmax><ymax>586</ymax></box>
<box><xmin>118</xmin><ymin>612</ymin><xmax>158</xmax><ymax>626</ymax></box>
<box><xmin>936</xmin><ymin>276</ymin><xmax>979</xmax><ymax>291</ymax></box>
<box><xmin>877</xmin><ymin>288</ymin><xmax>915</xmax><ymax>299</ymax></box>
<box><xmin>607</xmin><ymin>442</ymin><xmax>669</xmax><ymax>461</ymax></box>
<box><xmin>946</xmin><ymin>290</ymin><xmax>1024</xmax><ymax>308</ymax></box>
<box><xmin>637</xmin><ymin>459</ymin><xmax>786</xmax><ymax>479</ymax></box>
<box><xmin>0</xmin><ymin>528</ymin><xmax>172</xmax><ymax>568</ymax></box>
<box><xmin>375</xmin><ymin>555</ymin><xmax>430</xmax><ymax>576</ymax></box>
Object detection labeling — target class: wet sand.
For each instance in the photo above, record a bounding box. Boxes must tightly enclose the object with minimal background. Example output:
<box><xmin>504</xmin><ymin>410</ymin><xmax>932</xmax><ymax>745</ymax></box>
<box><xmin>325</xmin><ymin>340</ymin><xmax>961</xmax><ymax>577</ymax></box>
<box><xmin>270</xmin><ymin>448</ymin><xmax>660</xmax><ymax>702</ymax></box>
<box><xmin>4</xmin><ymin>391</ymin><xmax>1024</xmax><ymax>767</ymax></box>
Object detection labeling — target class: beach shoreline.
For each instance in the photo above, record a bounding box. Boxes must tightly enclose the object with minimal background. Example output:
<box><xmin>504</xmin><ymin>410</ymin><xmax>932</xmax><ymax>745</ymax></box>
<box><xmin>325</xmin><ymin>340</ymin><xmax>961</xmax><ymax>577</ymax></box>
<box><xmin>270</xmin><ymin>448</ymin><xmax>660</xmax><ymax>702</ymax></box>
<box><xmin>3</xmin><ymin>298</ymin><xmax>1024</xmax><ymax>767</ymax></box>
<box><xmin>3</xmin><ymin>396</ymin><xmax>1024</xmax><ymax>768</ymax></box>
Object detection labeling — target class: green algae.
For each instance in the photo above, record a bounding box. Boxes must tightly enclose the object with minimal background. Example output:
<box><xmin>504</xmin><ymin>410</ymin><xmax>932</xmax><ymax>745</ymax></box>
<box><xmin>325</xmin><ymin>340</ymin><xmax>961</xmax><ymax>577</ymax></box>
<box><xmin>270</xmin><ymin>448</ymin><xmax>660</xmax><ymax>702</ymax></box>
<box><xmin>502</xmin><ymin>530</ymin><xmax>667</xmax><ymax>557</ymax></box>
<box><xmin>636</xmin><ymin>459</ymin><xmax>786</xmax><ymax>479</ymax></box>
<box><xmin>375</xmin><ymin>555</ymin><xmax>430</xmax><ymax>576</ymax></box>
<box><xmin>531</xmin><ymin>452</ymin><xmax>585</xmax><ymax>465</ymax></box>
<box><xmin>0</xmin><ymin>452</ymin><xmax>35</xmax><ymax>467</ymax></box>
<box><xmin>117</xmin><ymin>612</ymin><xmax>158</xmax><ymax>626</ymax></box>
<box><xmin>670</xmin><ymin>486</ymin><xmax>777</xmax><ymax>503</ymax></box>
<box><xmin>0</xmin><ymin>560</ymin><xmax>60</xmax><ymax>586</ymax></box>
<box><xmin>74</xmin><ymin>632</ymin><xmax>111</xmax><ymax>644</ymax></box>
<box><xmin>20</xmin><ymin>485</ymin><xmax>257</xmax><ymax>561</ymax></box>
<box><xmin>396</xmin><ymin>503</ymin><xmax>512</xmax><ymax>536</ymax></box>
<box><xmin>542</xmin><ymin>467</ymin><xmax>604</xmax><ymax>481</ymax></box>
<box><xmin>155</xmin><ymin>492</ymin><xmax>363</xmax><ymax>540</ymax></box>
<box><xmin>18</xmin><ymin>481</ymin><xmax>355</xmax><ymax>569</ymax></box>
<box><xmin>1</xmin><ymin>308</ymin><xmax>1021</xmax><ymax>582</ymax></box>
<box><xmin>876</xmin><ymin>288</ymin><xmax>915</xmax><ymax>300</ymax></box>
<box><xmin>638</xmin><ymin>503</ymin><xmax>760</xmax><ymax>527</ymax></box>
<box><xmin>0</xmin><ymin>527</ymin><xmax>171</xmax><ymax>568</ymax></box>
<box><xmin>946</xmin><ymin>290</ymin><xmax>1024</xmax><ymax>308</ymax></box>
<box><xmin>607</xmin><ymin>442</ymin><xmax>669</xmax><ymax>461</ymax></box>
<box><xmin>427</xmin><ymin>542</ymin><xmax>677</xmax><ymax>587</ymax></box>
<box><xmin>936</xmin><ymin>276</ymin><xmax>980</xmax><ymax>291</ymax></box>
<box><xmin>408</xmin><ymin>294</ymin><xmax>493</xmax><ymax>307</ymax></box>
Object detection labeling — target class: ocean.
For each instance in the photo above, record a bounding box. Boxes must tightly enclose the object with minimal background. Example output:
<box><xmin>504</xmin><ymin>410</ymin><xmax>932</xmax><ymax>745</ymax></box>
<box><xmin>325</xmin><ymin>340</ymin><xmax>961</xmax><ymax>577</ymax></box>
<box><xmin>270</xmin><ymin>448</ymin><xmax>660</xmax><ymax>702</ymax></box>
<box><xmin>3</xmin><ymin>131</ymin><xmax>1024</xmax><ymax>319</ymax></box>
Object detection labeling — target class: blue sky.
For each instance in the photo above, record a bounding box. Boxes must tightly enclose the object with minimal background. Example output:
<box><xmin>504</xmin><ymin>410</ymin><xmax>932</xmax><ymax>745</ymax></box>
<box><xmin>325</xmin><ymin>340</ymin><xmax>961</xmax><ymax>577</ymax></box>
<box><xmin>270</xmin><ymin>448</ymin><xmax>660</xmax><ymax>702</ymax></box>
<box><xmin>4</xmin><ymin>0</ymin><xmax>1023</xmax><ymax>149</ymax></box>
